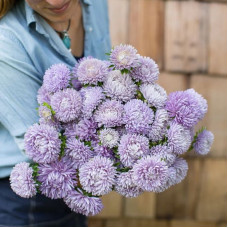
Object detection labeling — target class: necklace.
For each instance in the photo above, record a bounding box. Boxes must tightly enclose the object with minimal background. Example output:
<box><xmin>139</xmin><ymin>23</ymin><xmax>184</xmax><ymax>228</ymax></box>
<box><xmin>55</xmin><ymin>20</ymin><xmax>71</xmax><ymax>50</ymax></box>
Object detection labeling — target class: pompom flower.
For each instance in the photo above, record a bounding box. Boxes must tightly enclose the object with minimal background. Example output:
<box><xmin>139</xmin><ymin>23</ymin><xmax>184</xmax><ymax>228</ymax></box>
<box><xmin>75</xmin><ymin>118</ymin><xmax>98</xmax><ymax>141</ymax></box>
<box><xmin>167</xmin><ymin>122</ymin><xmax>192</xmax><ymax>155</ymax></box>
<box><xmin>37</xmin><ymin>85</ymin><xmax>51</xmax><ymax>105</ymax></box>
<box><xmin>103</xmin><ymin>70</ymin><xmax>137</xmax><ymax>102</ymax></box>
<box><xmin>118</xmin><ymin>134</ymin><xmax>149</xmax><ymax>167</ymax></box>
<box><xmin>132</xmin><ymin>156</ymin><xmax>168</xmax><ymax>192</ymax></box>
<box><xmin>64</xmin><ymin>189</ymin><xmax>103</xmax><ymax>216</ymax></box>
<box><xmin>150</xmin><ymin>145</ymin><xmax>176</xmax><ymax>166</ymax></box>
<box><xmin>24</xmin><ymin>124</ymin><xmax>61</xmax><ymax>163</ymax></box>
<box><xmin>166</xmin><ymin>89</ymin><xmax>208</xmax><ymax>128</ymax></box>
<box><xmin>148</xmin><ymin>109</ymin><xmax>169</xmax><ymax>142</ymax></box>
<box><xmin>140</xmin><ymin>83</ymin><xmax>167</xmax><ymax>109</ymax></box>
<box><xmin>38</xmin><ymin>158</ymin><xmax>77</xmax><ymax>199</ymax></box>
<box><xmin>99</xmin><ymin>128</ymin><xmax>119</xmax><ymax>148</ymax></box>
<box><xmin>77</xmin><ymin>57</ymin><xmax>108</xmax><ymax>85</ymax></box>
<box><xmin>110</xmin><ymin>44</ymin><xmax>139</xmax><ymax>70</ymax></box>
<box><xmin>131</xmin><ymin>56</ymin><xmax>159</xmax><ymax>83</ymax></box>
<box><xmin>115</xmin><ymin>171</ymin><xmax>143</xmax><ymax>197</ymax></box>
<box><xmin>79</xmin><ymin>156</ymin><xmax>117</xmax><ymax>196</ymax></box>
<box><xmin>171</xmin><ymin>157</ymin><xmax>188</xmax><ymax>185</ymax></box>
<box><xmin>93</xmin><ymin>145</ymin><xmax>114</xmax><ymax>159</ymax></box>
<box><xmin>80</xmin><ymin>87</ymin><xmax>105</xmax><ymax>118</ymax></box>
<box><xmin>94</xmin><ymin>100</ymin><xmax>124</xmax><ymax>128</ymax></box>
<box><xmin>43</xmin><ymin>63</ymin><xmax>71</xmax><ymax>93</ymax></box>
<box><xmin>193</xmin><ymin>130</ymin><xmax>214</xmax><ymax>155</ymax></box>
<box><xmin>123</xmin><ymin>99</ymin><xmax>154</xmax><ymax>135</ymax></box>
<box><xmin>50</xmin><ymin>88</ymin><xmax>82</xmax><ymax>123</ymax></box>
<box><xmin>65</xmin><ymin>138</ymin><xmax>94</xmax><ymax>168</ymax></box>
<box><xmin>10</xmin><ymin>162</ymin><xmax>37</xmax><ymax>198</ymax></box>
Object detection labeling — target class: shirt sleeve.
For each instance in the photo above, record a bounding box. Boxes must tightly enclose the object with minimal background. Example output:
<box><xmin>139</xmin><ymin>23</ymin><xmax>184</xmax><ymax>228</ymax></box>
<box><xmin>0</xmin><ymin>29</ymin><xmax>42</xmax><ymax>152</ymax></box>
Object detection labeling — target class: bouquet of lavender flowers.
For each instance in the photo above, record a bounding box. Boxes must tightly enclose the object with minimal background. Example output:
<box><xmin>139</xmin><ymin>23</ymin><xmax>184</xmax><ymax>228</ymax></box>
<box><xmin>10</xmin><ymin>44</ymin><xmax>214</xmax><ymax>216</ymax></box>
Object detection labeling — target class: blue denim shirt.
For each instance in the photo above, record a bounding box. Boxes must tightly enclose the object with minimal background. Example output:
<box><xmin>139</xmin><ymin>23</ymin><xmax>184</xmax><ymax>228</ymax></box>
<box><xmin>0</xmin><ymin>0</ymin><xmax>111</xmax><ymax>178</ymax></box>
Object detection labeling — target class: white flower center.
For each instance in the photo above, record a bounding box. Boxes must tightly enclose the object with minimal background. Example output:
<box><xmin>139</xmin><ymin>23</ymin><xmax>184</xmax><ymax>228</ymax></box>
<box><xmin>103</xmin><ymin>109</ymin><xmax>118</xmax><ymax>120</ymax></box>
<box><xmin>60</xmin><ymin>98</ymin><xmax>70</xmax><ymax>109</ymax></box>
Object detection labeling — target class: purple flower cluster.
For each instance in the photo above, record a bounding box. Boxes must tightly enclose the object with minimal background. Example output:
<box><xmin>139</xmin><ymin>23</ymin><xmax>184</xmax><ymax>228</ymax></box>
<box><xmin>10</xmin><ymin>44</ymin><xmax>213</xmax><ymax>217</ymax></box>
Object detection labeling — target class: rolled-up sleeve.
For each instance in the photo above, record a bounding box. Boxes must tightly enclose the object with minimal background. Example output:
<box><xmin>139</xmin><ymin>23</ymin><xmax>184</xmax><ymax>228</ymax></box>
<box><xmin>0</xmin><ymin>30</ymin><xmax>42</xmax><ymax>151</ymax></box>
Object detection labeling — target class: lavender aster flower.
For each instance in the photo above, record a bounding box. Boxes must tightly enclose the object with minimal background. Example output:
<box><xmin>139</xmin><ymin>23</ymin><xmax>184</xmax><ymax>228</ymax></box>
<box><xmin>166</xmin><ymin>89</ymin><xmax>208</xmax><ymax>128</ymax></box>
<box><xmin>10</xmin><ymin>162</ymin><xmax>36</xmax><ymax>198</ymax></box>
<box><xmin>132</xmin><ymin>155</ymin><xmax>168</xmax><ymax>192</ymax></box>
<box><xmin>80</xmin><ymin>87</ymin><xmax>105</xmax><ymax>118</ymax></box>
<box><xmin>115</xmin><ymin>171</ymin><xmax>143</xmax><ymax>197</ymax></box>
<box><xmin>79</xmin><ymin>156</ymin><xmax>117</xmax><ymax>196</ymax></box>
<box><xmin>37</xmin><ymin>85</ymin><xmax>51</xmax><ymax>105</ymax></box>
<box><xmin>65</xmin><ymin>138</ymin><xmax>94</xmax><ymax>168</ymax></box>
<box><xmin>63</xmin><ymin>121</ymin><xmax>77</xmax><ymax>139</ymax></box>
<box><xmin>24</xmin><ymin>124</ymin><xmax>61</xmax><ymax>163</ymax></box>
<box><xmin>77</xmin><ymin>57</ymin><xmax>108</xmax><ymax>85</ymax></box>
<box><xmin>51</xmin><ymin>88</ymin><xmax>82</xmax><ymax>123</ymax></box>
<box><xmin>148</xmin><ymin>109</ymin><xmax>169</xmax><ymax>141</ymax></box>
<box><xmin>43</xmin><ymin>63</ymin><xmax>71</xmax><ymax>93</ymax></box>
<box><xmin>64</xmin><ymin>189</ymin><xmax>103</xmax><ymax>216</ymax></box>
<box><xmin>167</xmin><ymin>122</ymin><xmax>192</xmax><ymax>155</ymax></box>
<box><xmin>110</xmin><ymin>44</ymin><xmax>139</xmax><ymax>70</ymax></box>
<box><xmin>150</xmin><ymin>145</ymin><xmax>176</xmax><ymax>166</ymax></box>
<box><xmin>171</xmin><ymin>157</ymin><xmax>188</xmax><ymax>184</ymax></box>
<box><xmin>103</xmin><ymin>70</ymin><xmax>137</xmax><ymax>102</ymax></box>
<box><xmin>94</xmin><ymin>100</ymin><xmax>124</xmax><ymax>128</ymax></box>
<box><xmin>99</xmin><ymin>128</ymin><xmax>119</xmax><ymax>148</ymax></box>
<box><xmin>123</xmin><ymin>99</ymin><xmax>154</xmax><ymax>135</ymax></box>
<box><xmin>131</xmin><ymin>56</ymin><xmax>159</xmax><ymax>83</ymax></box>
<box><xmin>38</xmin><ymin>105</ymin><xmax>52</xmax><ymax>120</ymax></box>
<box><xmin>38</xmin><ymin>158</ymin><xmax>77</xmax><ymax>199</ymax></box>
<box><xmin>118</xmin><ymin>134</ymin><xmax>150</xmax><ymax>167</ymax></box>
<box><xmin>140</xmin><ymin>83</ymin><xmax>167</xmax><ymax>109</ymax></box>
<box><xmin>93</xmin><ymin>145</ymin><xmax>114</xmax><ymax>159</ymax></box>
<box><xmin>193</xmin><ymin>130</ymin><xmax>214</xmax><ymax>155</ymax></box>
<box><xmin>75</xmin><ymin>118</ymin><xmax>97</xmax><ymax>141</ymax></box>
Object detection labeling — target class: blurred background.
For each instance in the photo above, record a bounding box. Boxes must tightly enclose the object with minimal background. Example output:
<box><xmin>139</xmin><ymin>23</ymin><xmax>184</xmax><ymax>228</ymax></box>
<box><xmin>89</xmin><ymin>0</ymin><xmax>227</xmax><ymax>227</ymax></box>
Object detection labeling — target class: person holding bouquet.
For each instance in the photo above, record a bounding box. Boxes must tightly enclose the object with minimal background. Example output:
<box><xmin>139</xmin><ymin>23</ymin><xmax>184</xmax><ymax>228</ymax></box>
<box><xmin>0</xmin><ymin>0</ymin><xmax>110</xmax><ymax>226</ymax></box>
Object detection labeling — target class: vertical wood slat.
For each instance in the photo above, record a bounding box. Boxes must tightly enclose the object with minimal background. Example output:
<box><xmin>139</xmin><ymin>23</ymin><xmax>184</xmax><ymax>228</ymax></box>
<box><xmin>128</xmin><ymin>0</ymin><xmax>164</xmax><ymax>68</ymax></box>
<box><xmin>108</xmin><ymin>0</ymin><xmax>130</xmax><ymax>46</ymax></box>
<box><xmin>164</xmin><ymin>1</ymin><xmax>208</xmax><ymax>73</ymax></box>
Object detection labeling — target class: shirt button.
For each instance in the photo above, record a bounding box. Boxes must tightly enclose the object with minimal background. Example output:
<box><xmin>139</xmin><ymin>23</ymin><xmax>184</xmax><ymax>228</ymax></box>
<box><xmin>88</xmin><ymin>27</ymin><xmax>93</xmax><ymax>32</ymax></box>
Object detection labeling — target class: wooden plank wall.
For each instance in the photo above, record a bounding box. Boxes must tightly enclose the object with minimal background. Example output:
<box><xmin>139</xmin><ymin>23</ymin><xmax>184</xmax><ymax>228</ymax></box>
<box><xmin>89</xmin><ymin>0</ymin><xmax>227</xmax><ymax>226</ymax></box>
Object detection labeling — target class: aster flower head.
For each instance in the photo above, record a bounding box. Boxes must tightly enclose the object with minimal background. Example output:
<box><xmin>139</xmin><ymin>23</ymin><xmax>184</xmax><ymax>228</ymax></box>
<box><xmin>65</xmin><ymin>138</ymin><xmax>94</xmax><ymax>168</ymax></box>
<box><xmin>131</xmin><ymin>56</ymin><xmax>159</xmax><ymax>83</ymax></box>
<box><xmin>140</xmin><ymin>83</ymin><xmax>167</xmax><ymax>109</ymax></box>
<box><xmin>94</xmin><ymin>100</ymin><xmax>124</xmax><ymax>128</ymax></box>
<box><xmin>110</xmin><ymin>44</ymin><xmax>139</xmax><ymax>70</ymax></box>
<box><xmin>43</xmin><ymin>63</ymin><xmax>71</xmax><ymax>93</ymax></box>
<box><xmin>171</xmin><ymin>157</ymin><xmax>188</xmax><ymax>185</ymax></box>
<box><xmin>166</xmin><ymin>89</ymin><xmax>208</xmax><ymax>128</ymax></box>
<box><xmin>24</xmin><ymin>123</ymin><xmax>61</xmax><ymax>163</ymax></box>
<box><xmin>115</xmin><ymin>171</ymin><xmax>143</xmax><ymax>197</ymax></box>
<box><xmin>38</xmin><ymin>157</ymin><xmax>77</xmax><ymax>199</ymax></box>
<box><xmin>79</xmin><ymin>156</ymin><xmax>117</xmax><ymax>196</ymax></box>
<box><xmin>50</xmin><ymin>88</ymin><xmax>82</xmax><ymax>123</ymax></box>
<box><xmin>150</xmin><ymin>145</ymin><xmax>176</xmax><ymax>166</ymax></box>
<box><xmin>37</xmin><ymin>85</ymin><xmax>51</xmax><ymax>105</ymax></box>
<box><xmin>103</xmin><ymin>70</ymin><xmax>137</xmax><ymax>102</ymax></box>
<box><xmin>118</xmin><ymin>134</ymin><xmax>150</xmax><ymax>167</ymax></box>
<box><xmin>80</xmin><ymin>87</ymin><xmax>105</xmax><ymax>119</ymax></box>
<box><xmin>38</xmin><ymin>105</ymin><xmax>52</xmax><ymax>121</ymax></box>
<box><xmin>77</xmin><ymin>57</ymin><xmax>109</xmax><ymax>85</ymax></box>
<box><xmin>148</xmin><ymin>109</ymin><xmax>169</xmax><ymax>141</ymax></box>
<box><xmin>64</xmin><ymin>189</ymin><xmax>103</xmax><ymax>216</ymax></box>
<box><xmin>123</xmin><ymin>99</ymin><xmax>154</xmax><ymax>135</ymax></box>
<box><xmin>132</xmin><ymin>155</ymin><xmax>168</xmax><ymax>192</ymax></box>
<box><xmin>75</xmin><ymin>118</ymin><xmax>97</xmax><ymax>141</ymax></box>
<box><xmin>167</xmin><ymin>122</ymin><xmax>192</xmax><ymax>155</ymax></box>
<box><xmin>99</xmin><ymin>128</ymin><xmax>119</xmax><ymax>148</ymax></box>
<box><xmin>93</xmin><ymin>145</ymin><xmax>114</xmax><ymax>159</ymax></box>
<box><xmin>10</xmin><ymin>162</ymin><xmax>37</xmax><ymax>198</ymax></box>
<box><xmin>63</xmin><ymin>121</ymin><xmax>77</xmax><ymax>139</ymax></box>
<box><xmin>193</xmin><ymin>129</ymin><xmax>214</xmax><ymax>155</ymax></box>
